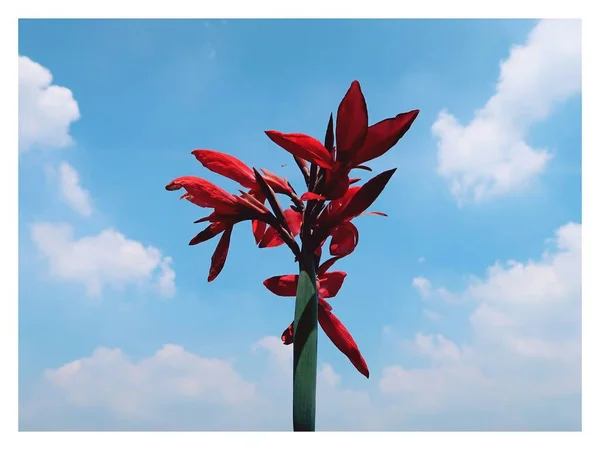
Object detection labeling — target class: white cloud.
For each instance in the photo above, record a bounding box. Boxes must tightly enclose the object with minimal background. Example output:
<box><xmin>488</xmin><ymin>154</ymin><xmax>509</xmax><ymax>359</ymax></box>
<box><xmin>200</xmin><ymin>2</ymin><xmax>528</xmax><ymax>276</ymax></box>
<box><xmin>20</xmin><ymin>225</ymin><xmax>581</xmax><ymax>431</ymax></box>
<box><xmin>57</xmin><ymin>162</ymin><xmax>92</xmax><ymax>216</ymax></box>
<box><xmin>381</xmin><ymin>222</ymin><xmax>581</xmax><ymax>429</ymax></box>
<box><xmin>19</xmin><ymin>55</ymin><xmax>81</xmax><ymax>151</ymax></box>
<box><xmin>411</xmin><ymin>276</ymin><xmax>431</xmax><ymax>296</ymax></box>
<box><xmin>21</xmin><ymin>338</ymin><xmax>382</xmax><ymax>431</ymax></box>
<box><xmin>417</xmin><ymin>256</ymin><xmax>425</xmax><ymax>263</ymax></box>
<box><xmin>432</xmin><ymin>19</ymin><xmax>581</xmax><ymax>203</ymax></box>
<box><xmin>30</xmin><ymin>222</ymin><xmax>176</xmax><ymax>298</ymax></box>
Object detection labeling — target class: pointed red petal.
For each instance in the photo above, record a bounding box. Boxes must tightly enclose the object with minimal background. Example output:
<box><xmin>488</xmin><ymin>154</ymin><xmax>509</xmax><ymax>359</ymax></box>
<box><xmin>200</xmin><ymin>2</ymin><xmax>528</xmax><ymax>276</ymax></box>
<box><xmin>339</xmin><ymin>169</ymin><xmax>396</xmax><ymax>222</ymax></box>
<box><xmin>260</xmin><ymin>168</ymin><xmax>293</xmax><ymax>196</ymax></box>
<box><xmin>166</xmin><ymin>176</ymin><xmax>238</xmax><ymax>212</ymax></box>
<box><xmin>329</xmin><ymin>222</ymin><xmax>359</xmax><ymax>257</ymax></box>
<box><xmin>265</xmin><ymin>131</ymin><xmax>333</xmax><ymax>169</ymax></box>
<box><xmin>318</xmin><ymin>271</ymin><xmax>347</xmax><ymax>298</ymax></box>
<box><xmin>207</xmin><ymin>226</ymin><xmax>233</xmax><ymax>282</ymax></box>
<box><xmin>258</xmin><ymin>225</ymin><xmax>284</xmax><ymax>248</ymax></box>
<box><xmin>349</xmin><ymin>178</ymin><xmax>361</xmax><ymax>185</ymax></box>
<box><xmin>284</xmin><ymin>208</ymin><xmax>303</xmax><ymax>236</ymax></box>
<box><xmin>263</xmin><ymin>274</ymin><xmax>299</xmax><ymax>297</ymax></box>
<box><xmin>318</xmin><ymin>305</ymin><xmax>369</xmax><ymax>378</ymax></box>
<box><xmin>189</xmin><ymin>222</ymin><xmax>227</xmax><ymax>245</ymax></box>
<box><xmin>251</xmin><ymin>219</ymin><xmax>267</xmax><ymax>244</ymax></box>
<box><xmin>192</xmin><ymin>150</ymin><xmax>256</xmax><ymax>189</ymax></box>
<box><xmin>318</xmin><ymin>186</ymin><xmax>360</xmax><ymax>226</ymax></box>
<box><xmin>300</xmin><ymin>192</ymin><xmax>326</xmax><ymax>201</ymax></box>
<box><xmin>354</xmin><ymin>110</ymin><xmax>420</xmax><ymax>165</ymax></box>
<box><xmin>281</xmin><ymin>321</ymin><xmax>294</xmax><ymax>345</ymax></box>
<box><xmin>336</xmin><ymin>80</ymin><xmax>368</xmax><ymax>159</ymax></box>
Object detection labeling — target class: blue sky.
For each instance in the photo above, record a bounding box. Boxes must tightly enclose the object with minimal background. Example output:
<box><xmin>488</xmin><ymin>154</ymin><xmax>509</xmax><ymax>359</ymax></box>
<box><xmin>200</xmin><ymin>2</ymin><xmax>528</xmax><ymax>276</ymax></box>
<box><xmin>18</xmin><ymin>19</ymin><xmax>581</xmax><ymax>431</ymax></box>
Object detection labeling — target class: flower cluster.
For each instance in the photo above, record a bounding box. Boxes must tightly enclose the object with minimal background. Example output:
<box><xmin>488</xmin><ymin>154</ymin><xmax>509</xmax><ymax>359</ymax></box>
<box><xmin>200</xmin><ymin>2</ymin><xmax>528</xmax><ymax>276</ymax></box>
<box><xmin>166</xmin><ymin>80</ymin><xmax>419</xmax><ymax>378</ymax></box>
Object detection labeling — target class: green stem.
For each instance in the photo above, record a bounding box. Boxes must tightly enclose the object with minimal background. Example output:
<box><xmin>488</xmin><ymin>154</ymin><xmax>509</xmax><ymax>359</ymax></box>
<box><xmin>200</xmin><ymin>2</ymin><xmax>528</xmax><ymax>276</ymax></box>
<box><xmin>292</xmin><ymin>252</ymin><xmax>318</xmax><ymax>431</ymax></box>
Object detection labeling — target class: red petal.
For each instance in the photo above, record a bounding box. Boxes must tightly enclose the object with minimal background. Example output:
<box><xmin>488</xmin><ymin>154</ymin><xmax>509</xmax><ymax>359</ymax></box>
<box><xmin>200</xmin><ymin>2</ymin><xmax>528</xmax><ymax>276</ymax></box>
<box><xmin>323</xmin><ymin>168</ymin><xmax>351</xmax><ymax>200</ymax></box>
<box><xmin>354</xmin><ymin>110</ymin><xmax>420</xmax><ymax>165</ymax></box>
<box><xmin>252</xmin><ymin>219</ymin><xmax>267</xmax><ymax>244</ymax></box>
<box><xmin>319</xmin><ymin>297</ymin><xmax>333</xmax><ymax>312</ymax></box>
<box><xmin>318</xmin><ymin>186</ymin><xmax>360</xmax><ymax>226</ymax></box>
<box><xmin>259</xmin><ymin>209</ymin><xmax>301</xmax><ymax>248</ymax></box>
<box><xmin>265</xmin><ymin>131</ymin><xmax>333</xmax><ymax>169</ymax></box>
<box><xmin>339</xmin><ymin>169</ymin><xmax>396</xmax><ymax>222</ymax></box>
<box><xmin>260</xmin><ymin>168</ymin><xmax>293</xmax><ymax>196</ymax></box>
<box><xmin>281</xmin><ymin>321</ymin><xmax>294</xmax><ymax>345</ymax></box>
<box><xmin>318</xmin><ymin>271</ymin><xmax>347</xmax><ymax>298</ymax></box>
<box><xmin>166</xmin><ymin>176</ymin><xmax>238</xmax><ymax>212</ymax></box>
<box><xmin>189</xmin><ymin>222</ymin><xmax>227</xmax><ymax>245</ymax></box>
<box><xmin>300</xmin><ymin>192</ymin><xmax>326</xmax><ymax>201</ymax></box>
<box><xmin>263</xmin><ymin>274</ymin><xmax>298</xmax><ymax>297</ymax></box>
<box><xmin>318</xmin><ymin>305</ymin><xmax>369</xmax><ymax>378</ymax></box>
<box><xmin>336</xmin><ymin>80</ymin><xmax>368</xmax><ymax>159</ymax></box>
<box><xmin>192</xmin><ymin>150</ymin><xmax>256</xmax><ymax>189</ymax></box>
<box><xmin>207</xmin><ymin>226</ymin><xmax>233</xmax><ymax>282</ymax></box>
<box><xmin>329</xmin><ymin>222</ymin><xmax>359</xmax><ymax>257</ymax></box>
<box><xmin>349</xmin><ymin>178</ymin><xmax>361</xmax><ymax>185</ymax></box>
<box><xmin>258</xmin><ymin>225</ymin><xmax>284</xmax><ymax>248</ymax></box>
<box><xmin>285</xmin><ymin>208</ymin><xmax>303</xmax><ymax>236</ymax></box>
<box><xmin>318</xmin><ymin>256</ymin><xmax>343</xmax><ymax>276</ymax></box>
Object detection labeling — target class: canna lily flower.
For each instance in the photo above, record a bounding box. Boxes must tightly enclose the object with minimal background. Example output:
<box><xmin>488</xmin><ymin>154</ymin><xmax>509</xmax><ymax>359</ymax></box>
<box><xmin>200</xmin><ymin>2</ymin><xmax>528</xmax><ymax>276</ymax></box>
<box><xmin>191</xmin><ymin>149</ymin><xmax>298</xmax><ymax>244</ymax></box>
<box><xmin>165</xmin><ymin>80</ymin><xmax>419</xmax><ymax>431</ymax></box>
<box><xmin>265</xmin><ymin>80</ymin><xmax>419</xmax><ymax>200</ymax></box>
<box><xmin>165</xmin><ymin>176</ymin><xmax>275</xmax><ymax>281</ymax></box>
<box><xmin>263</xmin><ymin>261</ymin><xmax>369</xmax><ymax>378</ymax></box>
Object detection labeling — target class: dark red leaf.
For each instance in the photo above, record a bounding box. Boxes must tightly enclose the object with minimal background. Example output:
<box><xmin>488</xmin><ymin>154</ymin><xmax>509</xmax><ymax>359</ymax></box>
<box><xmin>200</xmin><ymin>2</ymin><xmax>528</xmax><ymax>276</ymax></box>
<box><xmin>207</xmin><ymin>226</ymin><xmax>233</xmax><ymax>282</ymax></box>
<box><xmin>354</xmin><ymin>110</ymin><xmax>420</xmax><ymax>165</ymax></box>
<box><xmin>318</xmin><ymin>305</ymin><xmax>370</xmax><ymax>378</ymax></box>
<box><xmin>329</xmin><ymin>222</ymin><xmax>359</xmax><ymax>257</ymax></box>
<box><xmin>189</xmin><ymin>222</ymin><xmax>228</xmax><ymax>246</ymax></box>
<box><xmin>324</xmin><ymin>113</ymin><xmax>335</xmax><ymax>153</ymax></box>
<box><xmin>336</xmin><ymin>80</ymin><xmax>368</xmax><ymax>159</ymax></box>
<box><xmin>338</xmin><ymin>169</ymin><xmax>396</xmax><ymax>222</ymax></box>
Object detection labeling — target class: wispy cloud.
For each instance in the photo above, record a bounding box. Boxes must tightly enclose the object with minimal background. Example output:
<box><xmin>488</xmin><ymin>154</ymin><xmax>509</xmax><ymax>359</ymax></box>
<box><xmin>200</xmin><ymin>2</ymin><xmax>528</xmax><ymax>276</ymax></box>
<box><xmin>432</xmin><ymin>19</ymin><xmax>581</xmax><ymax>204</ymax></box>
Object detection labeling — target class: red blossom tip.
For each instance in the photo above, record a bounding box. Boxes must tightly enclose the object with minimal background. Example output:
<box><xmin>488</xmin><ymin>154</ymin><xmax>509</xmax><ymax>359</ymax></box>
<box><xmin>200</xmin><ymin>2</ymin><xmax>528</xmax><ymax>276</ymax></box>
<box><xmin>165</xmin><ymin>181</ymin><xmax>182</xmax><ymax>191</ymax></box>
<box><xmin>336</xmin><ymin>80</ymin><xmax>368</xmax><ymax>158</ymax></box>
<box><xmin>265</xmin><ymin>130</ymin><xmax>334</xmax><ymax>170</ymax></box>
<box><xmin>300</xmin><ymin>192</ymin><xmax>326</xmax><ymax>201</ymax></box>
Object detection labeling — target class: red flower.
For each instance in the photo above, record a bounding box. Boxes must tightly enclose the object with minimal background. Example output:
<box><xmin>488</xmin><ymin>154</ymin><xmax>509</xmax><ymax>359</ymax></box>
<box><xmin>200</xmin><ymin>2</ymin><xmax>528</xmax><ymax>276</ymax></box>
<box><xmin>166</xmin><ymin>176</ymin><xmax>272</xmax><ymax>281</ymax></box>
<box><xmin>265</xmin><ymin>81</ymin><xmax>419</xmax><ymax>200</ymax></box>
<box><xmin>263</xmin><ymin>263</ymin><xmax>370</xmax><ymax>378</ymax></box>
<box><xmin>191</xmin><ymin>150</ymin><xmax>296</xmax><ymax>244</ymax></box>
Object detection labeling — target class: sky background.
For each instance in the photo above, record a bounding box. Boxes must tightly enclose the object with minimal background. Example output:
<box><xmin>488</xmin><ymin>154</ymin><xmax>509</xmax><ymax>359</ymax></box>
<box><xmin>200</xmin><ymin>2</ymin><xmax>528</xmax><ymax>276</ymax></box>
<box><xmin>17</xmin><ymin>18</ymin><xmax>581</xmax><ymax>431</ymax></box>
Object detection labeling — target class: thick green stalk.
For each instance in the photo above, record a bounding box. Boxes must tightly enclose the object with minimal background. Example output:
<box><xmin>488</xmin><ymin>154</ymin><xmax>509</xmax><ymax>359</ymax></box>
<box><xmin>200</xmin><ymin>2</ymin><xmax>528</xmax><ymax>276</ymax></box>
<box><xmin>293</xmin><ymin>253</ymin><xmax>318</xmax><ymax>431</ymax></box>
